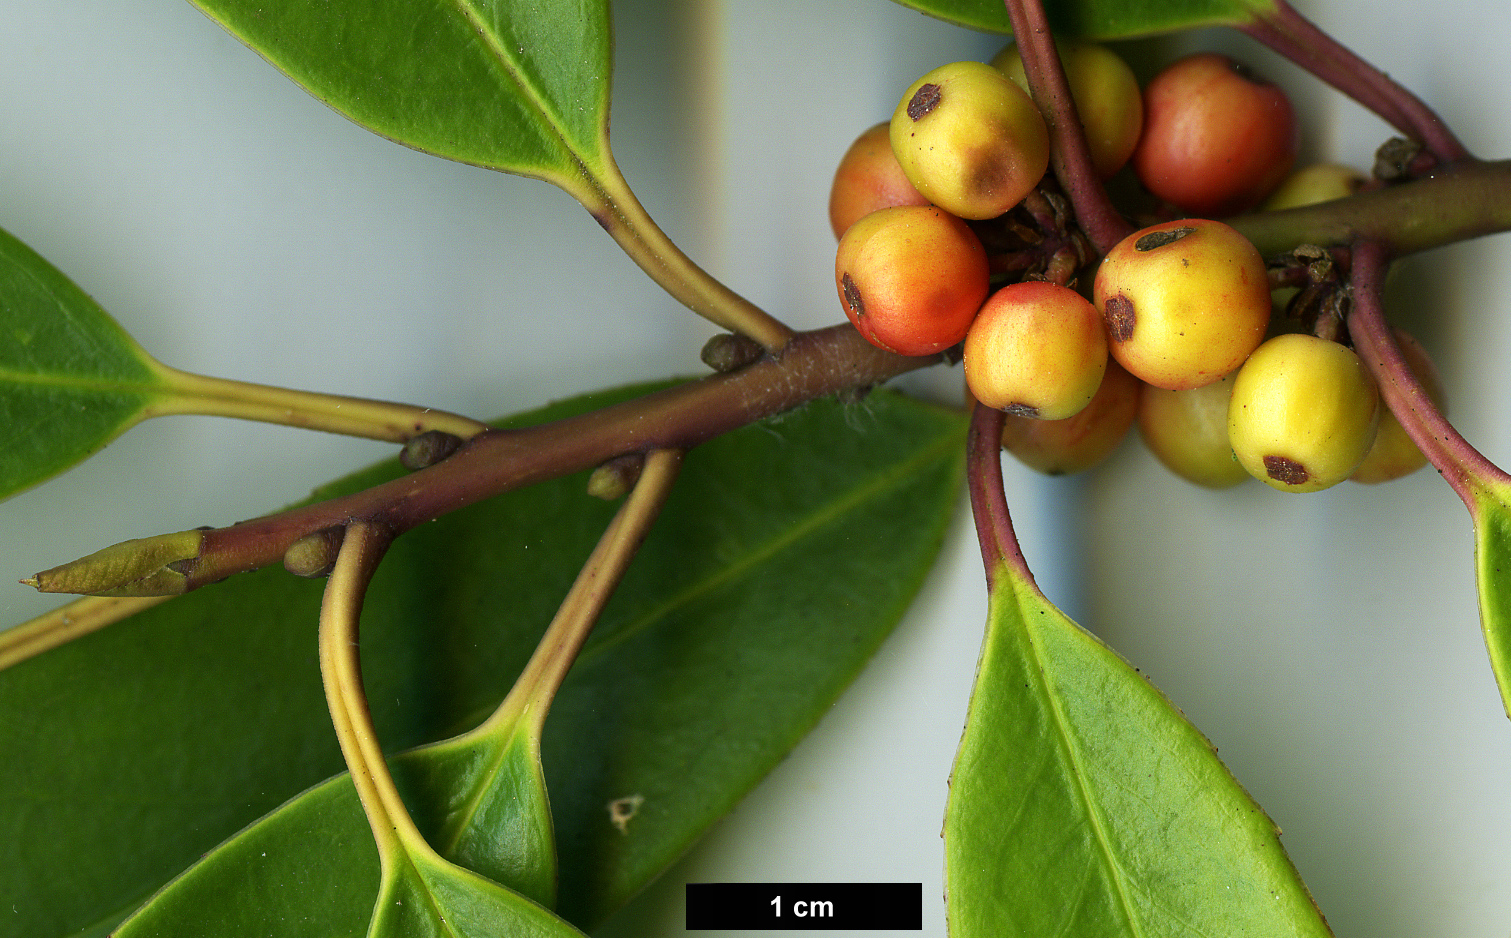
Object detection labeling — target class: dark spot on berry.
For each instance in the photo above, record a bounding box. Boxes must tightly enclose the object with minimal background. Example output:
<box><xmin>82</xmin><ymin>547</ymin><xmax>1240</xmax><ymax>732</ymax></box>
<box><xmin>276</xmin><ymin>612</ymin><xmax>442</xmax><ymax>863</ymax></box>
<box><xmin>1104</xmin><ymin>294</ymin><xmax>1136</xmax><ymax>343</ymax></box>
<box><xmin>907</xmin><ymin>83</ymin><xmax>943</xmax><ymax>121</ymax></box>
<box><xmin>1263</xmin><ymin>455</ymin><xmax>1310</xmax><ymax>485</ymax></box>
<box><xmin>1003</xmin><ymin>403</ymin><xmax>1040</xmax><ymax>418</ymax></box>
<box><xmin>1135</xmin><ymin>226</ymin><xmax>1197</xmax><ymax>251</ymax></box>
<box><xmin>841</xmin><ymin>273</ymin><xmax>865</xmax><ymax>317</ymax></box>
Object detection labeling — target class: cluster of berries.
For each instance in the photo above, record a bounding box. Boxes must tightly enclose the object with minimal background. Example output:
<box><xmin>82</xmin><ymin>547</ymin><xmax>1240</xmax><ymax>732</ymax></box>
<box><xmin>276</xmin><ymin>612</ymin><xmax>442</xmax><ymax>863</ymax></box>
<box><xmin>830</xmin><ymin>40</ymin><xmax>1445</xmax><ymax>492</ymax></box>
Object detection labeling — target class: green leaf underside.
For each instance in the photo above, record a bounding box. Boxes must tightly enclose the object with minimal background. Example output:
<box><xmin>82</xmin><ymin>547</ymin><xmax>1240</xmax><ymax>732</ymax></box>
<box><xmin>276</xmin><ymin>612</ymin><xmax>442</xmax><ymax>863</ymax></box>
<box><xmin>945</xmin><ymin>568</ymin><xmax>1331</xmax><ymax>938</ymax></box>
<box><xmin>400</xmin><ymin>721</ymin><xmax>558</xmax><ymax>910</ymax></box>
<box><xmin>370</xmin><ymin>850</ymin><xmax>585</xmax><ymax>938</ymax></box>
<box><xmin>888</xmin><ymin>0</ymin><xmax>1271</xmax><ymax>38</ymax></box>
<box><xmin>2</xmin><ymin>383</ymin><xmax>965</xmax><ymax>938</ymax></box>
<box><xmin>185</xmin><ymin>0</ymin><xmax>611</xmax><ymax>188</ymax></box>
<box><xmin>1470</xmin><ymin>482</ymin><xmax>1511</xmax><ymax>719</ymax></box>
<box><xmin>0</xmin><ymin>226</ymin><xmax>166</xmax><ymax>501</ymax></box>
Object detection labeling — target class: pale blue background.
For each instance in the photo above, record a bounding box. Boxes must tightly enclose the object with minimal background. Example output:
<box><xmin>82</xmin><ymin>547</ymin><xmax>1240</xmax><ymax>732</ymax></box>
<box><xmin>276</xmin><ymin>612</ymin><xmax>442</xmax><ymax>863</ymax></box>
<box><xmin>0</xmin><ymin>1</ymin><xmax>1508</xmax><ymax>936</ymax></box>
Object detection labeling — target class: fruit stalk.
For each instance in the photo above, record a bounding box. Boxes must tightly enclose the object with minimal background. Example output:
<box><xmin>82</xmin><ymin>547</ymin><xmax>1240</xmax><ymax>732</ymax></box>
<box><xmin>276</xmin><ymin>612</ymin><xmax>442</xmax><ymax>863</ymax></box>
<box><xmin>997</xmin><ymin>0</ymin><xmax>1133</xmax><ymax>254</ymax></box>
<box><xmin>1240</xmin><ymin>0</ymin><xmax>1470</xmax><ymax>163</ymax></box>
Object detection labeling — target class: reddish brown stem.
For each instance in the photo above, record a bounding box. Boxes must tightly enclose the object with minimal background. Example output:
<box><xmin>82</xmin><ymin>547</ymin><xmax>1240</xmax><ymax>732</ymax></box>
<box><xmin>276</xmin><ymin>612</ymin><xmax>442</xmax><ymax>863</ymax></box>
<box><xmin>174</xmin><ymin>326</ymin><xmax>936</xmax><ymax>591</ymax></box>
<box><xmin>967</xmin><ymin>404</ymin><xmax>1033</xmax><ymax>589</ymax></box>
<box><xmin>998</xmin><ymin>0</ymin><xmax>1133</xmax><ymax>255</ymax></box>
<box><xmin>1240</xmin><ymin>0</ymin><xmax>1470</xmax><ymax>164</ymax></box>
<box><xmin>1347</xmin><ymin>240</ymin><xmax>1509</xmax><ymax>506</ymax></box>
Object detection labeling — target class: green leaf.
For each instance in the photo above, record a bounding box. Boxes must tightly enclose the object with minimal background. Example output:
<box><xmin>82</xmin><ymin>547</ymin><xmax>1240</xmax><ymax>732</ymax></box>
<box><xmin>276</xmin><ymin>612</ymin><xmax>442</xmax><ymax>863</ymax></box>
<box><xmin>183</xmin><ymin>0</ymin><xmax>612</xmax><ymax>195</ymax></box>
<box><xmin>0</xmin><ymin>225</ymin><xmax>170</xmax><ymax>501</ymax></box>
<box><xmin>399</xmin><ymin>720</ymin><xmax>558</xmax><ymax>910</ymax></box>
<box><xmin>3</xmin><ymin>383</ymin><xmax>965</xmax><ymax>937</ymax></box>
<box><xmin>889</xmin><ymin>0</ymin><xmax>1273</xmax><ymax>38</ymax></box>
<box><xmin>1470</xmin><ymin>481</ymin><xmax>1511</xmax><ymax>719</ymax></box>
<box><xmin>369</xmin><ymin>851</ymin><xmax>585</xmax><ymax>938</ymax></box>
<box><xmin>945</xmin><ymin>566</ymin><xmax>1331</xmax><ymax>938</ymax></box>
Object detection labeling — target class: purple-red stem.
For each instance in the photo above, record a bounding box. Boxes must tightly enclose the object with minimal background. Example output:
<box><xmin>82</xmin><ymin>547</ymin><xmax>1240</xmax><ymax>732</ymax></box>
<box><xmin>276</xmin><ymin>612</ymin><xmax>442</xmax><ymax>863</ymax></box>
<box><xmin>1347</xmin><ymin>239</ymin><xmax>1509</xmax><ymax>506</ymax></box>
<box><xmin>1241</xmin><ymin>0</ymin><xmax>1470</xmax><ymax>164</ymax></box>
<box><xmin>967</xmin><ymin>404</ymin><xmax>1033</xmax><ymax>588</ymax></box>
<box><xmin>175</xmin><ymin>325</ymin><xmax>936</xmax><ymax>591</ymax></box>
<box><xmin>999</xmin><ymin>0</ymin><xmax>1133</xmax><ymax>255</ymax></box>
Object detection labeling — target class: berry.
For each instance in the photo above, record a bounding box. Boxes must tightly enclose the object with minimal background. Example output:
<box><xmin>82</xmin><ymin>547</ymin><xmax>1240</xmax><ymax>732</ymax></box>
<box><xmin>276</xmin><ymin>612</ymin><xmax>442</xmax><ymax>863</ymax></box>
<box><xmin>1132</xmin><ymin>53</ymin><xmax>1299</xmax><ymax>216</ymax></box>
<box><xmin>999</xmin><ymin>359</ymin><xmax>1140</xmax><ymax>475</ymax></box>
<box><xmin>889</xmin><ymin>61</ymin><xmax>1050</xmax><ymax>220</ymax></box>
<box><xmin>1093</xmin><ymin>219</ymin><xmax>1269</xmax><ymax>391</ymax></box>
<box><xmin>1138</xmin><ymin>371</ymin><xmax>1249</xmax><ymax>488</ymax></box>
<box><xmin>1263</xmin><ymin>163</ymin><xmax>1367</xmax><ymax>211</ymax></box>
<box><xmin>834</xmin><ymin>205</ymin><xmax>989</xmax><ymax>356</ymax></box>
<box><xmin>1228</xmin><ymin>333</ymin><xmax>1381</xmax><ymax>493</ymax></box>
<box><xmin>963</xmin><ymin>280</ymin><xmax>1108</xmax><ymax>420</ymax></box>
<box><xmin>828</xmin><ymin>122</ymin><xmax>930</xmax><ymax>239</ymax></box>
<box><xmin>1351</xmin><ymin>330</ymin><xmax>1447</xmax><ymax>484</ymax></box>
<box><xmin>990</xmin><ymin>38</ymin><xmax>1143</xmax><ymax>179</ymax></box>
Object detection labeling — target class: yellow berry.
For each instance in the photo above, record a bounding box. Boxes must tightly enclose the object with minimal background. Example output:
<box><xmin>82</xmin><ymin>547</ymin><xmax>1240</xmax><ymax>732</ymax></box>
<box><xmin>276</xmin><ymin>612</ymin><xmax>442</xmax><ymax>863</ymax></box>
<box><xmin>1228</xmin><ymin>333</ymin><xmax>1381</xmax><ymax>492</ymax></box>
<box><xmin>890</xmin><ymin>61</ymin><xmax>1050</xmax><ymax>220</ymax></box>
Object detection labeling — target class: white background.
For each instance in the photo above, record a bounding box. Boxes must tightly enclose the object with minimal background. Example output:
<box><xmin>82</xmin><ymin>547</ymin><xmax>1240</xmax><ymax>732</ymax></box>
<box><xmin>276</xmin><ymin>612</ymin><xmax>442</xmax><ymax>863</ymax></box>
<box><xmin>1</xmin><ymin>1</ymin><xmax>1509</xmax><ymax>936</ymax></box>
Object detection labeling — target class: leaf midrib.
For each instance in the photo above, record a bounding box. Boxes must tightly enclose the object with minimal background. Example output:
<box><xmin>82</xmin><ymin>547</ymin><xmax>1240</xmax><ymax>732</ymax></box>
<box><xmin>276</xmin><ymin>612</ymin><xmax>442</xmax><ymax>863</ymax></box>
<box><xmin>1013</xmin><ymin>584</ymin><xmax>1148</xmax><ymax>938</ymax></box>
<box><xmin>444</xmin><ymin>0</ymin><xmax>601</xmax><ymax>179</ymax></box>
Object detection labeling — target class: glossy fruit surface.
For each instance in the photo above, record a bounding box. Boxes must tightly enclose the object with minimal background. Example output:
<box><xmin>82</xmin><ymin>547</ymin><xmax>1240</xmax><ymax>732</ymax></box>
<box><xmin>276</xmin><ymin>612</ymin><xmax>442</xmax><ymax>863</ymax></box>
<box><xmin>1138</xmin><ymin>371</ymin><xmax>1248</xmax><ymax>488</ymax></box>
<box><xmin>834</xmin><ymin>205</ymin><xmax>989</xmax><ymax>356</ymax></box>
<box><xmin>991</xmin><ymin>38</ymin><xmax>1143</xmax><ymax>179</ymax></box>
<box><xmin>1228</xmin><ymin>333</ymin><xmax>1381</xmax><ymax>493</ymax></box>
<box><xmin>1263</xmin><ymin>163</ymin><xmax>1367</xmax><ymax>211</ymax></box>
<box><xmin>890</xmin><ymin>61</ymin><xmax>1049</xmax><ymax>220</ymax></box>
<box><xmin>1351</xmin><ymin>329</ymin><xmax>1447</xmax><ymax>483</ymax></box>
<box><xmin>1093</xmin><ymin>218</ymin><xmax>1269</xmax><ymax>391</ymax></box>
<box><xmin>828</xmin><ymin>122</ymin><xmax>930</xmax><ymax>239</ymax></box>
<box><xmin>1132</xmin><ymin>53</ymin><xmax>1298</xmax><ymax>216</ymax></box>
<box><xmin>963</xmin><ymin>280</ymin><xmax>1107</xmax><ymax>420</ymax></box>
<box><xmin>999</xmin><ymin>359</ymin><xmax>1139</xmax><ymax>475</ymax></box>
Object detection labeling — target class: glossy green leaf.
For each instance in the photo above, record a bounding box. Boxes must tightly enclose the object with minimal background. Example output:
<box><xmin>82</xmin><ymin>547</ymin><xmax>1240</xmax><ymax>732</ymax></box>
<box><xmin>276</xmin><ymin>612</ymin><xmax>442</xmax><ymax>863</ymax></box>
<box><xmin>945</xmin><ymin>566</ymin><xmax>1331</xmax><ymax>937</ymax></box>
<box><xmin>3</xmin><ymin>383</ymin><xmax>965</xmax><ymax>938</ymax></box>
<box><xmin>399</xmin><ymin>720</ymin><xmax>558</xmax><ymax>909</ymax></box>
<box><xmin>183</xmin><ymin>0</ymin><xmax>612</xmax><ymax>194</ymax></box>
<box><xmin>0</xmin><ymin>225</ymin><xmax>170</xmax><ymax>501</ymax></box>
<box><xmin>889</xmin><ymin>0</ymin><xmax>1273</xmax><ymax>38</ymax></box>
<box><xmin>369</xmin><ymin>850</ymin><xmax>585</xmax><ymax>938</ymax></box>
<box><xmin>1470</xmin><ymin>480</ymin><xmax>1511</xmax><ymax>719</ymax></box>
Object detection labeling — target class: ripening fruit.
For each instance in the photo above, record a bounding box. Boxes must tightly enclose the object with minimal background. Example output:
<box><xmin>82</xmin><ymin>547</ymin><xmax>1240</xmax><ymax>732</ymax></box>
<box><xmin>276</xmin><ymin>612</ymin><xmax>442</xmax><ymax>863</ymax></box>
<box><xmin>828</xmin><ymin>122</ymin><xmax>931</xmax><ymax>239</ymax></box>
<box><xmin>1228</xmin><ymin>333</ymin><xmax>1381</xmax><ymax>493</ymax></box>
<box><xmin>963</xmin><ymin>280</ymin><xmax>1108</xmax><ymax>420</ymax></box>
<box><xmin>890</xmin><ymin>61</ymin><xmax>1050</xmax><ymax>220</ymax></box>
<box><xmin>1138</xmin><ymin>371</ymin><xmax>1249</xmax><ymax>488</ymax></box>
<box><xmin>835</xmin><ymin>205</ymin><xmax>989</xmax><ymax>356</ymax></box>
<box><xmin>1093</xmin><ymin>219</ymin><xmax>1269</xmax><ymax>391</ymax></box>
<box><xmin>990</xmin><ymin>38</ymin><xmax>1144</xmax><ymax>179</ymax></box>
<box><xmin>1132</xmin><ymin>53</ymin><xmax>1299</xmax><ymax>216</ymax></box>
<box><xmin>1263</xmin><ymin>163</ymin><xmax>1367</xmax><ymax>211</ymax></box>
<box><xmin>999</xmin><ymin>359</ymin><xmax>1140</xmax><ymax>475</ymax></box>
<box><xmin>1351</xmin><ymin>330</ymin><xmax>1447</xmax><ymax>484</ymax></box>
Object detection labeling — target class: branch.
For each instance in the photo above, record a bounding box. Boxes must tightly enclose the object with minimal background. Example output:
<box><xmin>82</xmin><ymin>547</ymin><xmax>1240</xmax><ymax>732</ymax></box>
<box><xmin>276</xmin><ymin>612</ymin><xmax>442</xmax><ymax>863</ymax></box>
<box><xmin>1240</xmin><ymin>0</ymin><xmax>1470</xmax><ymax>164</ymax></box>
<box><xmin>998</xmin><ymin>0</ymin><xmax>1132</xmax><ymax>255</ymax></box>
<box><xmin>28</xmin><ymin>325</ymin><xmax>937</xmax><ymax>596</ymax></box>
<box><xmin>1230</xmin><ymin>159</ymin><xmax>1511</xmax><ymax>257</ymax></box>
